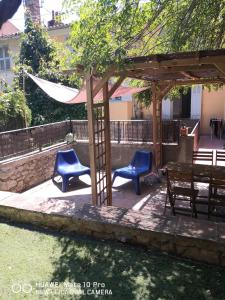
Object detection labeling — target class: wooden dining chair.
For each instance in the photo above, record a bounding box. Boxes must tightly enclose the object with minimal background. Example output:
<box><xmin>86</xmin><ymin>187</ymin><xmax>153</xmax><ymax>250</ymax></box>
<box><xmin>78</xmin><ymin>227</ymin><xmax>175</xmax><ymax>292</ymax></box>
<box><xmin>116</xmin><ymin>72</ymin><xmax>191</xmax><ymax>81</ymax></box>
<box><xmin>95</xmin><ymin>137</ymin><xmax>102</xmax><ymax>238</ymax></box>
<box><xmin>215</xmin><ymin>150</ymin><xmax>225</xmax><ymax>166</ymax></box>
<box><xmin>165</xmin><ymin>168</ymin><xmax>198</xmax><ymax>217</ymax></box>
<box><xmin>192</xmin><ymin>150</ymin><xmax>214</xmax><ymax>165</ymax></box>
<box><xmin>208</xmin><ymin>169</ymin><xmax>225</xmax><ymax>218</ymax></box>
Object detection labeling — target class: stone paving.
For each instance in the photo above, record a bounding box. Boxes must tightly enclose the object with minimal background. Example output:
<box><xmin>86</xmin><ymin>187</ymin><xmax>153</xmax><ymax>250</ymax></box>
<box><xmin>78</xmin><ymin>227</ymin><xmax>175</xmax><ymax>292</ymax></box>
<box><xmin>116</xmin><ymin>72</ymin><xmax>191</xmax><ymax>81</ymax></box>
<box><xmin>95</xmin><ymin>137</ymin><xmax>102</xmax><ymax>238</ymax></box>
<box><xmin>1</xmin><ymin>173</ymin><xmax>218</xmax><ymax>223</ymax></box>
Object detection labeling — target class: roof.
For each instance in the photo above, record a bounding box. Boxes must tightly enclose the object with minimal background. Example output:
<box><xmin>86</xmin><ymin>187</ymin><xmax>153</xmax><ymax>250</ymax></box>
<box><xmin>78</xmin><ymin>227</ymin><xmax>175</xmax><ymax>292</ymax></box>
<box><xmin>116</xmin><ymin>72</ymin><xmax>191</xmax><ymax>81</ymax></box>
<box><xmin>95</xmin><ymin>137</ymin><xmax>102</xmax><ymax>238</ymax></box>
<box><xmin>0</xmin><ymin>21</ymin><xmax>20</xmax><ymax>39</ymax></box>
<box><xmin>47</xmin><ymin>23</ymin><xmax>70</xmax><ymax>31</ymax></box>
<box><xmin>113</xmin><ymin>48</ymin><xmax>225</xmax><ymax>85</ymax></box>
<box><xmin>0</xmin><ymin>22</ymin><xmax>70</xmax><ymax>40</ymax></box>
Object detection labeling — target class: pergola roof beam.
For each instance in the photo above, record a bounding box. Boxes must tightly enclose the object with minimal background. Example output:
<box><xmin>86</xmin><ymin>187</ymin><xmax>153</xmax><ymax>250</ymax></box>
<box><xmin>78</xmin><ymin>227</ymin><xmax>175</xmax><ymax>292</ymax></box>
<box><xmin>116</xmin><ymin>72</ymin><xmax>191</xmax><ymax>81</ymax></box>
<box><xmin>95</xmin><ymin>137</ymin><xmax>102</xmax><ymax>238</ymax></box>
<box><xmin>180</xmin><ymin>71</ymin><xmax>199</xmax><ymax>80</ymax></box>
<box><xmin>214</xmin><ymin>63</ymin><xmax>225</xmax><ymax>76</ymax></box>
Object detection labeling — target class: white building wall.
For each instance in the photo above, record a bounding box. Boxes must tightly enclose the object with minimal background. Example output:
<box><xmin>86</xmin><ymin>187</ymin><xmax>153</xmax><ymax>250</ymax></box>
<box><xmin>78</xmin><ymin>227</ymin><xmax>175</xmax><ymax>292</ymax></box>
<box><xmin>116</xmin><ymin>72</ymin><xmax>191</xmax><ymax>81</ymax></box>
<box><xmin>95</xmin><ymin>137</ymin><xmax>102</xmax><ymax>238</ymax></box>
<box><xmin>191</xmin><ymin>85</ymin><xmax>202</xmax><ymax>119</ymax></box>
<box><xmin>162</xmin><ymin>97</ymin><xmax>173</xmax><ymax>119</ymax></box>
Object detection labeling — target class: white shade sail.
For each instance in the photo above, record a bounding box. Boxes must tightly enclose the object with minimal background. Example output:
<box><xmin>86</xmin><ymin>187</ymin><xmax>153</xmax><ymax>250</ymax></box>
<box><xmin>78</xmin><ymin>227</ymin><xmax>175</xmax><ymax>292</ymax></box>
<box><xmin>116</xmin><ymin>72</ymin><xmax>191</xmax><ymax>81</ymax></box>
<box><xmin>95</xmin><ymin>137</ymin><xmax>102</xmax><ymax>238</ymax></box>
<box><xmin>26</xmin><ymin>72</ymin><xmax>79</xmax><ymax>104</ymax></box>
<box><xmin>26</xmin><ymin>72</ymin><xmax>148</xmax><ymax>104</ymax></box>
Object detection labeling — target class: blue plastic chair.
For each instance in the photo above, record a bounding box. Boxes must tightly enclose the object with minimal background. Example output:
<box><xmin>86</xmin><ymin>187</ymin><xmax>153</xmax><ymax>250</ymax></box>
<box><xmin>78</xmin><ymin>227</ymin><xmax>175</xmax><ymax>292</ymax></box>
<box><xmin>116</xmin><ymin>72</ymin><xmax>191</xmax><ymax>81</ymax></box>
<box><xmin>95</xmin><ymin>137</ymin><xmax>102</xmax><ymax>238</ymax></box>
<box><xmin>112</xmin><ymin>151</ymin><xmax>152</xmax><ymax>195</ymax></box>
<box><xmin>53</xmin><ymin>149</ymin><xmax>90</xmax><ymax>192</ymax></box>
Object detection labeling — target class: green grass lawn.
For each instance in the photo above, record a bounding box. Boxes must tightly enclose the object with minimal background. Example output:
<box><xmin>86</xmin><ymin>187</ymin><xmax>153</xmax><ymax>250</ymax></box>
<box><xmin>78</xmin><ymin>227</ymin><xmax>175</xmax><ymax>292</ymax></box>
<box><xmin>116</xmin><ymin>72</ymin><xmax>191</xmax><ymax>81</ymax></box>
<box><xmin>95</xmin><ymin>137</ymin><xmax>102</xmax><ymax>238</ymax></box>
<box><xmin>0</xmin><ymin>221</ymin><xmax>225</xmax><ymax>300</ymax></box>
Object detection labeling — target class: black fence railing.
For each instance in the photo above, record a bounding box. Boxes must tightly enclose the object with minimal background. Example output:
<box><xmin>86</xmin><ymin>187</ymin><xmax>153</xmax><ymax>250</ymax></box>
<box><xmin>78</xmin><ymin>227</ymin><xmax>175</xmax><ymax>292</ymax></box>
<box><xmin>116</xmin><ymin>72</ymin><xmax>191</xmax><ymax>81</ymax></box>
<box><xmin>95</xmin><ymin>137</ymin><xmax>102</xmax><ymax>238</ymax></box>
<box><xmin>72</xmin><ymin>120</ymin><xmax>180</xmax><ymax>144</ymax></box>
<box><xmin>0</xmin><ymin>121</ymin><xmax>71</xmax><ymax>160</ymax></box>
<box><xmin>0</xmin><ymin>119</ymin><xmax>191</xmax><ymax>161</ymax></box>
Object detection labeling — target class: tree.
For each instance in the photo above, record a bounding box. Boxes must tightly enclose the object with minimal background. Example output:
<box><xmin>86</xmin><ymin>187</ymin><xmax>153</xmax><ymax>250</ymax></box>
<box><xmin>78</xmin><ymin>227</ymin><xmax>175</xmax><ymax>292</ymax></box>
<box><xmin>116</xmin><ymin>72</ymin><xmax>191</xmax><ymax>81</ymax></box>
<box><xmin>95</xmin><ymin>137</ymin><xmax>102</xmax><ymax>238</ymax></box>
<box><xmin>66</xmin><ymin>0</ymin><xmax>165</xmax><ymax>72</ymax></box>
<box><xmin>65</xmin><ymin>0</ymin><xmax>225</xmax><ymax>106</ymax></box>
<box><xmin>16</xmin><ymin>16</ymin><xmax>86</xmax><ymax>125</ymax></box>
<box><xmin>0</xmin><ymin>85</ymin><xmax>31</xmax><ymax>131</ymax></box>
<box><xmin>66</xmin><ymin>0</ymin><xmax>225</xmax><ymax>70</ymax></box>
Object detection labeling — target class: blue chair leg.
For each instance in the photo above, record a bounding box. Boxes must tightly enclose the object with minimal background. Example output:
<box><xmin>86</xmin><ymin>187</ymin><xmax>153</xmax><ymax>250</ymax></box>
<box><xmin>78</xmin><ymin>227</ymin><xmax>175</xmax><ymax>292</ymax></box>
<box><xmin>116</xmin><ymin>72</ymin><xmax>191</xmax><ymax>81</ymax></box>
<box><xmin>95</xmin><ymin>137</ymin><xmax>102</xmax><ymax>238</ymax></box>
<box><xmin>133</xmin><ymin>177</ymin><xmax>140</xmax><ymax>195</ymax></box>
<box><xmin>62</xmin><ymin>176</ymin><xmax>69</xmax><ymax>192</ymax></box>
<box><xmin>112</xmin><ymin>173</ymin><xmax>117</xmax><ymax>185</ymax></box>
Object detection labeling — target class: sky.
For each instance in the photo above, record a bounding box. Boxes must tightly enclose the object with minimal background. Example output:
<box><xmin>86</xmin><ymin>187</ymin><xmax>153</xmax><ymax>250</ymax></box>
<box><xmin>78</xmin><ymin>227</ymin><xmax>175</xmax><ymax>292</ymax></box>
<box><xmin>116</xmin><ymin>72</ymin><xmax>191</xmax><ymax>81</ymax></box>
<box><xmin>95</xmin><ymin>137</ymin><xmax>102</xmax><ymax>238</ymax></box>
<box><xmin>10</xmin><ymin>0</ymin><xmax>73</xmax><ymax>31</ymax></box>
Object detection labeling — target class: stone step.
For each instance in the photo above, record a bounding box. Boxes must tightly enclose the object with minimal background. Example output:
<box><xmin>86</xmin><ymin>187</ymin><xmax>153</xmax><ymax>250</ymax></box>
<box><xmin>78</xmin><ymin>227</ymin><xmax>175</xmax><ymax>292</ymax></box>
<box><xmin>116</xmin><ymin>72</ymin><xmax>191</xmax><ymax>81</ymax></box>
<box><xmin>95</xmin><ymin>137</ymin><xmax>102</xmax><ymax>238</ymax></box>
<box><xmin>0</xmin><ymin>191</ymin><xmax>19</xmax><ymax>202</ymax></box>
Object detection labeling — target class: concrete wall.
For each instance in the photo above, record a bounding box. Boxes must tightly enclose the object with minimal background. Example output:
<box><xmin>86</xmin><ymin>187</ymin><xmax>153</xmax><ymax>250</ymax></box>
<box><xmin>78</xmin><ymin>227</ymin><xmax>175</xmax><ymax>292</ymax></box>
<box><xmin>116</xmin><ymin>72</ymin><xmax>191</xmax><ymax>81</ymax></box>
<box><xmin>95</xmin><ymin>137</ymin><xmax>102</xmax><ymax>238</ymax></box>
<box><xmin>75</xmin><ymin>139</ymin><xmax>193</xmax><ymax>169</ymax></box>
<box><xmin>74</xmin><ymin>141</ymin><xmax>153</xmax><ymax>169</ymax></box>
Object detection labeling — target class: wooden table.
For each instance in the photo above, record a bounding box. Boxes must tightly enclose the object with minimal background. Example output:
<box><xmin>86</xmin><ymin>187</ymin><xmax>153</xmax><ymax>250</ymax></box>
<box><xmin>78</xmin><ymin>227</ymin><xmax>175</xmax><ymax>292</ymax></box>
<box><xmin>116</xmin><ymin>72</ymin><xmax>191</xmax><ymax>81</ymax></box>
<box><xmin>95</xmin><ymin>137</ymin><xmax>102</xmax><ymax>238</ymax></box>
<box><xmin>166</xmin><ymin>162</ymin><xmax>225</xmax><ymax>215</ymax></box>
<box><xmin>166</xmin><ymin>162</ymin><xmax>225</xmax><ymax>182</ymax></box>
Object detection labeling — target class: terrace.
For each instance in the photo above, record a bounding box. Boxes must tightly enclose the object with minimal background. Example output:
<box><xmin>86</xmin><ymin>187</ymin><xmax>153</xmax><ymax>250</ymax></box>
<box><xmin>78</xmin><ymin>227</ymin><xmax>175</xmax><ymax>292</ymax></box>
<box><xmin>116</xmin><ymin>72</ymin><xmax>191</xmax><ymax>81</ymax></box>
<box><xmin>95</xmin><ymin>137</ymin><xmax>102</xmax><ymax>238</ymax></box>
<box><xmin>0</xmin><ymin>116</ymin><xmax>225</xmax><ymax>266</ymax></box>
<box><xmin>1</xmin><ymin>49</ymin><xmax>225</xmax><ymax>268</ymax></box>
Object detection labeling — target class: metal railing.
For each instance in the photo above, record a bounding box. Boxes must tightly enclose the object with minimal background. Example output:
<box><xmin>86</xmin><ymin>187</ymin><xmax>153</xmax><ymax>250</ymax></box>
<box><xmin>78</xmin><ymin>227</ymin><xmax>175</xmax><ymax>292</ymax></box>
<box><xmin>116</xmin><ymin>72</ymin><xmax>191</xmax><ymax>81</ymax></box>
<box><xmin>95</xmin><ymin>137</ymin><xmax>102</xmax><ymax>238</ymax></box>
<box><xmin>0</xmin><ymin>119</ymin><xmax>190</xmax><ymax>161</ymax></box>
<box><xmin>0</xmin><ymin>121</ymin><xmax>71</xmax><ymax>160</ymax></box>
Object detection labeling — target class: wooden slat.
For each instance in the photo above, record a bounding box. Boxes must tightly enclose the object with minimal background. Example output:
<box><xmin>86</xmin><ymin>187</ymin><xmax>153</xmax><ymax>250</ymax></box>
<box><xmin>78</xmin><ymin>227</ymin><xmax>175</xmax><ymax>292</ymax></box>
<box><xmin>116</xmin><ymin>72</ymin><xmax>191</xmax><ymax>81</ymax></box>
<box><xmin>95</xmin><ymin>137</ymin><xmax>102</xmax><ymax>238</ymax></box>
<box><xmin>214</xmin><ymin>63</ymin><xmax>225</xmax><ymax>76</ymax></box>
<box><xmin>103</xmin><ymin>81</ymin><xmax>112</xmax><ymax>206</ymax></box>
<box><xmin>120</xmin><ymin>55</ymin><xmax>225</xmax><ymax>71</ymax></box>
<box><xmin>119</xmin><ymin>64</ymin><xmax>215</xmax><ymax>77</ymax></box>
<box><xmin>180</xmin><ymin>71</ymin><xmax>199</xmax><ymax>80</ymax></box>
<box><xmin>86</xmin><ymin>70</ymin><xmax>98</xmax><ymax>205</ymax></box>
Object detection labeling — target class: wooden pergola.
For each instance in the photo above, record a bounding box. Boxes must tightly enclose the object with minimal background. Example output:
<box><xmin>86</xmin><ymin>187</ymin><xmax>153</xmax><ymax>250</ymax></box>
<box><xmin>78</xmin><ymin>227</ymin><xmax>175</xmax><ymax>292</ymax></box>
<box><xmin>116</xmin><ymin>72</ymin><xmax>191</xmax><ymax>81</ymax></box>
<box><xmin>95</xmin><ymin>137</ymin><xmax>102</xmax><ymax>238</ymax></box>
<box><xmin>85</xmin><ymin>49</ymin><xmax>225</xmax><ymax>206</ymax></box>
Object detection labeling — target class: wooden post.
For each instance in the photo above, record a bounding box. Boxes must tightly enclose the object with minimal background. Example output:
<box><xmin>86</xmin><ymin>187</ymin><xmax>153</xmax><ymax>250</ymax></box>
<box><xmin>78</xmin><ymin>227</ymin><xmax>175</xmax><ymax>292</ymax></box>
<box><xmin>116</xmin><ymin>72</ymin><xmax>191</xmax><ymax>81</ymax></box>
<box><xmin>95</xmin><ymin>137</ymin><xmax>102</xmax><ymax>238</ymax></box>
<box><xmin>152</xmin><ymin>82</ymin><xmax>173</xmax><ymax>169</ymax></box>
<box><xmin>152</xmin><ymin>82</ymin><xmax>160</xmax><ymax>168</ymax></box>
<box><xmin>152</xmin><ymin>82</ymin><xmax>163</xmax><ymax>169</ymax></box>
<box><xmin>103</xmin><ymin>81</ymin><xmax>112</xmax><ymax>206</ymax></box>
<box><xmin>86</xmin><ymin>70</ymin><xmax>98</xmax><ymax>205</ymax></box>
<box><xmin>152</xmin><ymin>82</ymin><xmax>157</xmax><ymax>148</ymax></box>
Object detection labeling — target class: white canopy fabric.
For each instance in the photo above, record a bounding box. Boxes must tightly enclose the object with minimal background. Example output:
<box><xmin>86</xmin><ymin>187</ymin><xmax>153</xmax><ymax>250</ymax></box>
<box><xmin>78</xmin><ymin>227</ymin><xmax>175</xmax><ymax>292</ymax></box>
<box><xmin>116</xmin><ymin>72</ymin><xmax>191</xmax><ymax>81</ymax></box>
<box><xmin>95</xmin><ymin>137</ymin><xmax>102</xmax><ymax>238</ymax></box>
<box><xmin>27</xmin><ymin>72</ymin><xmax>79</xmax><ymax>104</ymax></box>
<box><xmin>26</xmin><ymin>72</ymin><xmax>149</xmax><ymax>104</ymax></box>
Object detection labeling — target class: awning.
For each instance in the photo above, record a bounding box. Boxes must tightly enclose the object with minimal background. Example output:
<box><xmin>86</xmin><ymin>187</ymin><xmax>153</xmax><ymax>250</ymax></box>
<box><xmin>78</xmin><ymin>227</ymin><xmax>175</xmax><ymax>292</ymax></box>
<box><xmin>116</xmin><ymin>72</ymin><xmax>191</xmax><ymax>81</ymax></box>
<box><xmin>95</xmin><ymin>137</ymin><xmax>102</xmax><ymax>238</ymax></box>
<box><xmin>27</xmin><ymin>72</ymin><xmax>79</xmax><ymax>104</ymax></box>
<box><xmin>26</xmin><ymin>72</ymin><xmax>148</xmax><ymax>104</ymax></box>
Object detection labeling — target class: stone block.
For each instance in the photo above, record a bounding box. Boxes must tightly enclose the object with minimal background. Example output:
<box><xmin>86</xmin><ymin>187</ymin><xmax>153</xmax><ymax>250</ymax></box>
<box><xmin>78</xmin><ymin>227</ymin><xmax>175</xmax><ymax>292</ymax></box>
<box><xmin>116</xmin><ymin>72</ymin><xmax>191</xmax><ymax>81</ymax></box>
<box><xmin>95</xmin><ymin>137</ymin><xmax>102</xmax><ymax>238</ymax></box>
<box><xmin>199</xmin><ymin>249</ymin><xmax>219</xmax><ymax>265</ymax></box>
<box><xmin>175</xmin><ymin>217</ymin><xmax>218</xmax><ymax>242</ymax></box>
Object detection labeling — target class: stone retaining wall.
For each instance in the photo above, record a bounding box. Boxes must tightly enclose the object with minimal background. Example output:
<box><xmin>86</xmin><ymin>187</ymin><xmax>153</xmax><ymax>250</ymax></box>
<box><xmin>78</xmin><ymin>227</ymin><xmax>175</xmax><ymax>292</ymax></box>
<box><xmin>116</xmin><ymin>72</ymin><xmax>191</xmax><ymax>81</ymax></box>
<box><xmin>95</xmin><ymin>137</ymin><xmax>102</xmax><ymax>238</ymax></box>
<box><xmin>0</xmin><ymin>202</ymin><xmax>224</xmax><ymax>266</ymax></box>
<box><xmin>0</xmin><ymin>143</ymin><xmax>73</xmax><ymax>192</ymax></box>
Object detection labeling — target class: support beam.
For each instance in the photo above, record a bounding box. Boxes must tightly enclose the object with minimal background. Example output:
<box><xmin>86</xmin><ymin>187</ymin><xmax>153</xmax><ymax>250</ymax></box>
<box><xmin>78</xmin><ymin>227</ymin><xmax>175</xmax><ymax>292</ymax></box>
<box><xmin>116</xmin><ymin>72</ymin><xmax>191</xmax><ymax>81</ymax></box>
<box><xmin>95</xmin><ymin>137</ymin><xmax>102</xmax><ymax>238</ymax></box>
<box><xmin>173</xmin><ymin>79</ymin><xmax>225</xmax><ymax>85</ymax></box>
<box><xmin>159</xmin><ymin>82</ymin><xmax>174</xmax><ymax>99</ymax></box>
<box><xmin>214</xmin><ymin>63</ymin><xmax>225</xmax><ymax>76</ymax></box>
<box><xmin>103</xmin><ymin>82</ymin><xmax>112</xmax><ymax>206</ymax></box>
<box><xmin>93</xmin><ymin>67</ymin><xmax>115</xmax><ymax>97</ymax></box>
<box><xmin>86</xmin><ymin>70</ymin><xmax>98</xmax><ymax>205</ymax></box>
<box><xmin>180</xmin><ymin>71</ymin><xmax>199</xmax><ymax>80</ymax></box>
<box><xmin>108</xmin><ymin>75</ymin><xmax>125</xmax><ymax>99</ymax></box>
<box><xmin>123</xmin><ymin>65</ymin><xmax>213</xmax><ymax>78</ymax></box>
<box><xmin>121</xmin><ymin>56</ymin><xmax>225</xmax><ymax>71</ymax></box>
<box><xmin>152</xmin><ymin>82</ymin><xmax>162</xmax><ymax>169</ymax></box>
<box><xmin>152</xmin><ymin>82</ymin><xmax>173</xmax><ymax>169</ymax></box>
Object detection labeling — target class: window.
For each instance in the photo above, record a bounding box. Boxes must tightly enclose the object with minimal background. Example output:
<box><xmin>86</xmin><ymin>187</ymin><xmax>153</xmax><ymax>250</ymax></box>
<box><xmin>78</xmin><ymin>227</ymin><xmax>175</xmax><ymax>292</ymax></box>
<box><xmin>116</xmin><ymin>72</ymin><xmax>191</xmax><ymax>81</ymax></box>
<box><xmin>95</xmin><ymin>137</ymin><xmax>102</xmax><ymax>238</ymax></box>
<box><xmin>0</xmin><ymin>46</ymin><xmax>10</xmax><ymax>71</ymax></box>
<box><xmin>114</xmin><ymin>96</ymin><xmax>122</xmax><ymax>101</ymax></box>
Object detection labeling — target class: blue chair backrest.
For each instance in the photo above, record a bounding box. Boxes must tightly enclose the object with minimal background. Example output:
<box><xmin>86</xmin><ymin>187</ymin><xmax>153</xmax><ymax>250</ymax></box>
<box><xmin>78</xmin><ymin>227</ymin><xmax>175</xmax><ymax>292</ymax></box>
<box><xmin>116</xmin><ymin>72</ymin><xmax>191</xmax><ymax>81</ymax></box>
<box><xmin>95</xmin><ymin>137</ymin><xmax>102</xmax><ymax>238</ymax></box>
<box><xmin>130</xmin><ymin>151</ymin><xmax>152</xmax><ymax>171</ymax></box>
<box><xmin>56</xmin><ymin>149</ymin><xmax>80</xmax><ymax>167</ymax></box>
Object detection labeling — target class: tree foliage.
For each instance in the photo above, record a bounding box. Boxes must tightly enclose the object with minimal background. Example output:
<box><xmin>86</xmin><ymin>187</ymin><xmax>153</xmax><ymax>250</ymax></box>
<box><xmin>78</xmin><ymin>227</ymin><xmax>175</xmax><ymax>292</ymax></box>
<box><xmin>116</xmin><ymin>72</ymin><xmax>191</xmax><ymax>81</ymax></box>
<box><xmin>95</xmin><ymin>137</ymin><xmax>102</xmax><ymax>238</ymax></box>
<box><xmin>0</xmin><ymin>86</ymin><xmax>31</xmax><ymax>131</ymax></box>
<box><xmin>66</xmin><ymin>0</ymin><xmax>225</xmax><ymax>69</ymax></box>
<box><xmin>65</xmin><ymin>0</ymin><xmax>225</xmax><ymax>106</ymax></box>
<box><xmin>66</xmin><ymin>0</ymin><xmax>166</xmax><ymax>72</ymax></box>
<box><xmin>16</xmin><ymin>17</ymin><xmax>86</xmax><ymax>125</ymax></box>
